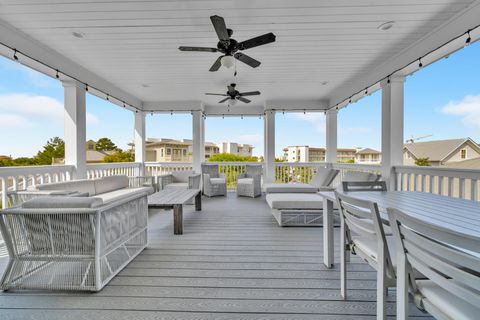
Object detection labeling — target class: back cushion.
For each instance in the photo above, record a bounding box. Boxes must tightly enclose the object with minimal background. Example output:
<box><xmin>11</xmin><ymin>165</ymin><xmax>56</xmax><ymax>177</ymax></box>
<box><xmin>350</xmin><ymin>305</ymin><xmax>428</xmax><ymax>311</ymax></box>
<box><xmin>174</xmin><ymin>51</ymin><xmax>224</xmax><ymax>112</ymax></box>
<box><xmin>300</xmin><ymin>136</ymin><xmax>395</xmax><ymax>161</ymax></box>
<box><xmin>94</xmin><ymin>175</ymin><xmax>129</xmax><ymax>195</ymax></box>
<box><xmin>172</xmin><ymin>171</ymin><xmax>195</xmax><ymax>183</ymax></box>
<box><xmin>36</xmin><ymin>179</ymin><xmax>96</xmax><ymax>196</ymax></box>
<box><xmin>343</xmin><ymin>171</ymin><xmax>378</xmax><ymax>182</ymax></box>
<box><xmin>310</xmin><ymin>168</ymin><xmax>334</xmax><ymax>188</ymax></box>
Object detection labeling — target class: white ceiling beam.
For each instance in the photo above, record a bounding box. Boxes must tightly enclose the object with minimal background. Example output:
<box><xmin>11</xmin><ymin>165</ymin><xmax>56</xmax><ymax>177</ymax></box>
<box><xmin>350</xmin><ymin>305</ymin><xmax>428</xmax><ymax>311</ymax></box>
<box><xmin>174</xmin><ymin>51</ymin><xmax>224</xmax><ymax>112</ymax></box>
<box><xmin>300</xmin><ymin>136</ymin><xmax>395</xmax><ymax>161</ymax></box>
<box><xmin>327</xmin><ymin>1</ymin><xmax>480</xmax><ymax>108</ymax></box>
<box><xmin>265</xmin><ymin>99</ymin><xmax>329</xmax><ymax>111</ymax></box>
<box><xmin>0</xmin><ymin>18</ymin><xmax>142</xmax><ymax>109</ymax></box>
<box><xmin>143</xmin><ymin>100</ymin><xmax>203</xmax><ymax>112</ymax></box>
<box><xmin>204</xmin><ymin>105</ymin><xmax>264</xmax><ymax>116</ymax></box>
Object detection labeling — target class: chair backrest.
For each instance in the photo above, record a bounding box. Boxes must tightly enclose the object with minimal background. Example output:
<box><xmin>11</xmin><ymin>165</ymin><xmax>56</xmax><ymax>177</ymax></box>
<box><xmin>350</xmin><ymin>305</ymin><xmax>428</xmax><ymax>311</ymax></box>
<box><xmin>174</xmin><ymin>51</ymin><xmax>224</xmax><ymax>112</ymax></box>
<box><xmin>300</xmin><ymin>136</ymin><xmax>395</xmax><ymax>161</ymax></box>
<box><xmin>310</xmin><ymin>168</ymin><xmax>339</xmax><ymax>188</ymax></box>
<box><xmin>342</xmin><ymin>181</ymin><xmax>387</xmax><ymax>192</ymax></box>
<box><xmin>387</xmin><ymin>208</ymin><xmax>480</xmax><ymax>308</ymax></box>
<box><xmin>245</xmin><ymin>164</ymin><xmax>263</xmax><ymax>178</ymax></box>
<box><xmin>335</xmin><ymin>191</ymin><xmax>394</xmax><ymax>275</ymax></box>
<box><xmin>201</xmin><ymin>164</ymin><xmax>219</xmax><ymax>178</ymax></box>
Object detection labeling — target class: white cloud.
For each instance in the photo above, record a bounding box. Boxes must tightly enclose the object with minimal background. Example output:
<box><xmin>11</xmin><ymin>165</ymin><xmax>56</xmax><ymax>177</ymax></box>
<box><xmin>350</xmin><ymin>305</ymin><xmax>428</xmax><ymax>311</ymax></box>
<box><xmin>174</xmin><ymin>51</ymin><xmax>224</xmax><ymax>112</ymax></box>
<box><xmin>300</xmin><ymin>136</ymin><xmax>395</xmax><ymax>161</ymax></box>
<box><xmin>0</xmin><ymin>93</ymin><xmax>98</xmax><ymax>127</ymax></box>
<box><xmin>0</xmin><ymin>114</ymin><xmax>32</xmax><ymax>128</ymax></box>
<box><xmin>441</xmin><ymin>95</ymin><xmax>480</xmax><ymax>130</ymax></box>
<box><xmin>289</xmin><ymin>112</ymin><xmax>326</xmax><ymax>133</ymax></box>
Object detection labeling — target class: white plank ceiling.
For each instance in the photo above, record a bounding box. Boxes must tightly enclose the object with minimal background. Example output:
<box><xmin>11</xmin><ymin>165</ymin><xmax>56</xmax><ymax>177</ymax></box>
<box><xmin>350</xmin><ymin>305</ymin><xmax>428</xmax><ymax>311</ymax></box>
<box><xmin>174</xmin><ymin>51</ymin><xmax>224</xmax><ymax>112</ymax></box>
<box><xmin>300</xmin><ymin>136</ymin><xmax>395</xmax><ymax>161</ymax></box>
<box><xmin>0</xmin><ymin>0</ymin><xmax>476</xmax><ymax>109</ymax></box>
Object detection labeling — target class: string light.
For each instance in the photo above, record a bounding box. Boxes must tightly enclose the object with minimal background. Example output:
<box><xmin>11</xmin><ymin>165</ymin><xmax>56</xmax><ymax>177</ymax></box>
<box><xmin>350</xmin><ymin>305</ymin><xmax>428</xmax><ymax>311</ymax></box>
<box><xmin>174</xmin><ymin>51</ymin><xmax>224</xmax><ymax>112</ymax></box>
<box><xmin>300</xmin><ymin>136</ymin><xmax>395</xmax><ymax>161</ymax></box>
<box><xmin>123</xmin><ymin>101</ymin><xmax>126</xmax><ymax>108</ymax></box>
<box><xmin>55</xmin><ymin>69</ymin><xmax>59</xmax><ymax>79</ymax></box>
<box><xmin>13</xmin><ymin>49</ymin><xmax>18</xmax><ymax>61</ymax></box>
<box><xmin>418</xmin><ymin>58</ymin><xmax>423</xmax><ymax>68</ymax></box>
<box><xmin>466</xmin><ymin>30</ymin><xmax>472</xmax><ymax>45</ymax></box>
<box><xmin>241</xmin><ymin>114</ymin><xmax>243</xmax><ymax>119</ymax></box>
<box><xmin>106</xmin><ymin>94</ymin><xmax>109</xmax><ymax>101</ymax></box>
<box><xmin>85</xmin><ymin>84</ymin><xmax>89</xmax><ymax>92</ymax></box>
<box><xmin>387</xmin><ymin>76</ymin><xmax>391</xmax><ymax>84</ymax></box>
<box><xmin>365</xmin><ymin>88</ymin><xmax>368</xmax><ymax>95</ymax></box>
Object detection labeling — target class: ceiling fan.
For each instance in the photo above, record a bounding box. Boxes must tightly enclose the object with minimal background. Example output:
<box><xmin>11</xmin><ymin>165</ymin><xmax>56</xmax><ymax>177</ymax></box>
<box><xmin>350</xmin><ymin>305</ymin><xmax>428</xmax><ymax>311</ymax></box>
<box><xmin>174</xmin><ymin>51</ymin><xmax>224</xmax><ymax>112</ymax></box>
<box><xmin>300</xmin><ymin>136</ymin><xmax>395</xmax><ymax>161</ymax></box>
<box><xmin>205</xmin><ymin>83</ymin><xmax>260</xmax><ymax>105</ymax></box>
<box><xmin>179</xmin><ymin>15</ymin><xmax>276</xmax><ymax>71</ymax></box>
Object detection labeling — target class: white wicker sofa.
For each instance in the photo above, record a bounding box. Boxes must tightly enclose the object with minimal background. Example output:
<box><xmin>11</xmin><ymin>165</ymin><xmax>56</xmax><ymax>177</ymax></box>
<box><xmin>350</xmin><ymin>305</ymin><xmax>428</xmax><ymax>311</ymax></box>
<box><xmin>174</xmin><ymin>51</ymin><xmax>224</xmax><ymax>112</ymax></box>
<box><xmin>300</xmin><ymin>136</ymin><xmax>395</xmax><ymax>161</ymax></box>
<box><xmin>0</xmin><ymin>175</ymin><xmax>153</xmax><ymax>292</ymax></box>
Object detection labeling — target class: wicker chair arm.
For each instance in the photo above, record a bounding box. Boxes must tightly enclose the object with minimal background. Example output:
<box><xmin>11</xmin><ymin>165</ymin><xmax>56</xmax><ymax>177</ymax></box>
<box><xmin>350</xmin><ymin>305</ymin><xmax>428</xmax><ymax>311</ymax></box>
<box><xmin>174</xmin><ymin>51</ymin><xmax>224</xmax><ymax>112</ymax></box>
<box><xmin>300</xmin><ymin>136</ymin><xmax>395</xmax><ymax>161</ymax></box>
<box><xmin>188</xmin><ymin>174</ymin><xmax>201</xmax><ymax>189</ymax></box>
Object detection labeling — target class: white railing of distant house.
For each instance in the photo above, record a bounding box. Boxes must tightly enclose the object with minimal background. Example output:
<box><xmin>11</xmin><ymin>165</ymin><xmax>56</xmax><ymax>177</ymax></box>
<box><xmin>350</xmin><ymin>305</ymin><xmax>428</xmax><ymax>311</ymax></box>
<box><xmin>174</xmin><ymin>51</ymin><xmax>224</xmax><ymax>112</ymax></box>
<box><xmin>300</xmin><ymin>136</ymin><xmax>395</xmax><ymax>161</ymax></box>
<box><xmin>393</xmin><ymin>165</ymin><xmax>480</xmax><ymax>201</ymax></box>
<box><xmin>86</xmin><ymin>162</ymin><xmax>142</xmax><ymax>179</ymax></box>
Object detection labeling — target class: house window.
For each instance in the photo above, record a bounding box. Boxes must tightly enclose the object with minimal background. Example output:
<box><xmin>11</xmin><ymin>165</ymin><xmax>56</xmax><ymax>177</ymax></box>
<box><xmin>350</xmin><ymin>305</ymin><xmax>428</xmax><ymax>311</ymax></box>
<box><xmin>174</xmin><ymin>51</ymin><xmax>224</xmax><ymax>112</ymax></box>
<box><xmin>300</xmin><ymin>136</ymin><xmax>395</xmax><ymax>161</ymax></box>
<box><xmin>160</xmin><ymin>149</ymin><xmax>164</xmax><ymax>157</ymax></box>
<box><xmin>183</xmin><ymin>149</ymin><xmax>187</xmax><ymax>156</ymax></box>
<box><xmin>166</xmin><ymin>148</ymin><xmax>171</xmax><ymax>156</ymax></box>
<box><xmin>461</xmin><ymin>149</ymin><xmax>467</xmax><ymax>159</ymax></box>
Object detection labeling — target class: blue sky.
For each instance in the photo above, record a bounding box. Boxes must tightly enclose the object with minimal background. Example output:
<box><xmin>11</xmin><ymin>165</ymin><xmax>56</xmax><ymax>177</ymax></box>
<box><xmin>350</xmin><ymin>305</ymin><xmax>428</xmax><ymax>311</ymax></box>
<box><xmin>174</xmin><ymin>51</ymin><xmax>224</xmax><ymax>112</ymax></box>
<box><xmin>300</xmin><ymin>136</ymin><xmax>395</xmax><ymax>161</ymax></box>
<box><xmin>0</xmin><ymin>41</ymin><xmax>479</xmax><ymax>158</ymax></box>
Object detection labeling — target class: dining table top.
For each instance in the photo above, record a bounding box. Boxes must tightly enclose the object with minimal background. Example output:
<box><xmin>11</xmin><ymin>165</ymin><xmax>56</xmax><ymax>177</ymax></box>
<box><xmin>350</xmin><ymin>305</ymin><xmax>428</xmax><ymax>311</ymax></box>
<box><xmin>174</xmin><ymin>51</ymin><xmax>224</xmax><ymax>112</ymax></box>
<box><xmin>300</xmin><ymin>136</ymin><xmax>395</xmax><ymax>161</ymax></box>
<box><xmin>318</xmin><ymin>191</ymin><xmax>480</xmax><ymax>241</ymax></box>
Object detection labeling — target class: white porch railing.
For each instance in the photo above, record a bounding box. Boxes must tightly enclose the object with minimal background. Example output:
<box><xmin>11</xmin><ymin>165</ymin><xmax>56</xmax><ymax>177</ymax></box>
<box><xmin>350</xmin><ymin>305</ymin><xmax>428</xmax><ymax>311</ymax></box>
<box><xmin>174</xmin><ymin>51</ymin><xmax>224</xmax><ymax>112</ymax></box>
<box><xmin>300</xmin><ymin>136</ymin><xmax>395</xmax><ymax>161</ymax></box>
<box><xmin>86</xmin><ymin>162</ymin><xmax>142</xmax><ymax>179</ymax></box>
<box><xmin>274</xmin><ymin>162</ymin><xmax>327</xmax><ymax>184</ymax></box>
<box><xmin>394</xmin><ymin>165</ymin><xmax>480</xmax><ymax>201</ymax></box>
<box><xmin>331</xmin><ymin>163</ymin><xmax>382</xmax><ymax>188</ymax></box>
<box><xmin>144</xmin><ymin>162</ymin><xmax>194</xmax><ymax>177</ymax></box>
<box><xmin>208</xmin><ymin>162</ymin><xmax>262</xmax><ymax>190</ymax></box>
<box><xmin>0</xmin><ymin>165</ymin><xmax>74</xmax><ymax>208</ymax></box>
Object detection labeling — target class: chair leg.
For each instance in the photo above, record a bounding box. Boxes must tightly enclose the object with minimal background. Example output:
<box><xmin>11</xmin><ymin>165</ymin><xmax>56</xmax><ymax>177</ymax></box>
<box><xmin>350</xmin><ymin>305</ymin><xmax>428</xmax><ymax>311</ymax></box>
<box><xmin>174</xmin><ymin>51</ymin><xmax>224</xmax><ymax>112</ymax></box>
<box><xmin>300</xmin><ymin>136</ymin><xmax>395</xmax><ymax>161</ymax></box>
<box><xmin>340</xmin><ymin>221</ymin><xmax>347</xmax><ymax>299</ymax></box>
<box><xmin>376</xmin><ymin>256</ymin><xmax>387</xmax><ymax>320</ymax></box>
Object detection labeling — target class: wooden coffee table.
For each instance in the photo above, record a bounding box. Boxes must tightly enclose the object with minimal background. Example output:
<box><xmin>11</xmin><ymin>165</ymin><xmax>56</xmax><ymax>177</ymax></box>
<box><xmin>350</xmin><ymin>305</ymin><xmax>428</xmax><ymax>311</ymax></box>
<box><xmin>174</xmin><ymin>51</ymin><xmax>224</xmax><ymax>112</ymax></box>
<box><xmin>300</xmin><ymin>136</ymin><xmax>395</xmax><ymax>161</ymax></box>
<box><xmin>147</xmin><ymin>188</ymin><xmax>201</xmax><ymax>234</ymax></box>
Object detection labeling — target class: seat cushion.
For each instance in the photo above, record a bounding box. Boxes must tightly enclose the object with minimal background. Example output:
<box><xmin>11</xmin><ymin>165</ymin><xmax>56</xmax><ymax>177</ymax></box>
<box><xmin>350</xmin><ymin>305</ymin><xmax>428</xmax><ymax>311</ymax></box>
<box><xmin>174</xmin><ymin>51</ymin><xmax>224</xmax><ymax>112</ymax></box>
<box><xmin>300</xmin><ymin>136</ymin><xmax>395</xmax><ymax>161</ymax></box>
<box><xmin>35</xmin><ymin>179</ymin><xmax>97</xmax><ymax>196</ymax></box>
<box><xmin>93</xmin><ymin>187</ymin><xmax>152</xmax><ymax>204</ymax></box>
<box><xmin>353</xmin><ymin>235</ymin><xmax>397</xmax><ymax>265</ymax></box>
<box><xmin>165</xmin><ymin>182</ymin><xmax>189</xmax><ymax>189</ymax></box>
<box><xmin>266</xmin><ymin>193</ymin><xmax>323</xmax><ymax>210</ymax></box>
<box><xmin>237</xmin><ymin>178</ymin><xmax>253</xmax><ymax>185</ymax></box>
<box><xmin>172</xmin><ymin>171</ymin><xmax>195</xmax><ymax>183</ymax></box>
<box><xmin>263</xmin><ymin>183</ymin><xmax>318</xmax><ymax>193</ymax></box>
<box><xmin>94</xmin><ymin>175</ymin><xmax>129</xmax><ymax>195</ymax></box>
<box><xmin>416</xmin><ymin>280</ymin><xmax>479</xmax><ymax>320</ymax></box>
<box><xmin>210</xmin><ymin>178</ymin><xmax>226</xmax><ymax>184</ymax></box>
<box><xmin>22</xmin><ymin>196</ymin><xmax>103</xmax><ymax>209</ymax></box>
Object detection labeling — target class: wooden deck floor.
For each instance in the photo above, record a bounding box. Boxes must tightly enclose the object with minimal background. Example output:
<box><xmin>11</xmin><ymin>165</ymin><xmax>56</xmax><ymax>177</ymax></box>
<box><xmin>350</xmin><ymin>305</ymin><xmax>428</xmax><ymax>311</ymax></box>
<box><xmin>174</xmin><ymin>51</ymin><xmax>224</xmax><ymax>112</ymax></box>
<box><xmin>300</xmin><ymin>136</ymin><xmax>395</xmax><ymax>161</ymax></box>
<box><xmin>0</xmin><ymin>193</ymin><xmax>433</xmax><ymax>319</ymax></box>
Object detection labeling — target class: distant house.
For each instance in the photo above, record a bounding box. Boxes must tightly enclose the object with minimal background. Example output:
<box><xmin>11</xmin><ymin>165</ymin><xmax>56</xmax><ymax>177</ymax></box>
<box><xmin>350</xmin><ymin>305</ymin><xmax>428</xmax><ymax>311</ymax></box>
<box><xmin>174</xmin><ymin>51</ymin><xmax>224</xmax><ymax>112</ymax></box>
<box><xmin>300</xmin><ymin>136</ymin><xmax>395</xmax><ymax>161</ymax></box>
<box><xmin>0</xmin><ymin>155</ymin><xmax>12</xmax><ymax>161</ymax></box>
<box><xmin>403</xmin><ymin>138</ymin><xmax>480</xmax><ymax>166</ymax></box>
<box><xmin>54</xmin><ymin>140</ymin><xmax>115</xmax><ymax>164</ymax></box>
<box><xmin>282</xmin><ymin>146</ymin><xmax>381</xmax><ymax>164</ymax></box>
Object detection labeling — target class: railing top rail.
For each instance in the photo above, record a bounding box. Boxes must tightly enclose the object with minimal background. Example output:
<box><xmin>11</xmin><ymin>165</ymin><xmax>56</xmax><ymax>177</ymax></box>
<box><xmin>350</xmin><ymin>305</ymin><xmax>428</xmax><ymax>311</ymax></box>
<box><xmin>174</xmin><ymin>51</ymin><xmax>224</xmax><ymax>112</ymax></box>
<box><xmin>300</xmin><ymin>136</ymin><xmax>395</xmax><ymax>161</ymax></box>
<box><xmin>331</xmin><ymin>162</ymin><xmax>381</xmax><ymax>169</ymax></box>
<box><xmin>394</xmin><ymin>165</ymin><xmax>480</xmax><ymax>179</ymax></box>
<box><xmin>205</xmin><ymin>162</ymin><xmax>263</xmax><ymax>166</ymax></box>
<box><xmin>86</xmin><ymin>162</ymin><xmax>141</xmax><ymax>169</ymax></box>
<box><xmin>0</xmin><ymin>165</ymin><xmax>74</xmax><ymax>178</ymax></box>
<box><xmin>145</xmin><ymin>162</ymin><xmax>193</xmax><ymax>166</ymax></box>
<box><xmin>275</xmin><ymin>162</ymin><xmax>326</xmax><ymax>166</ymax></box>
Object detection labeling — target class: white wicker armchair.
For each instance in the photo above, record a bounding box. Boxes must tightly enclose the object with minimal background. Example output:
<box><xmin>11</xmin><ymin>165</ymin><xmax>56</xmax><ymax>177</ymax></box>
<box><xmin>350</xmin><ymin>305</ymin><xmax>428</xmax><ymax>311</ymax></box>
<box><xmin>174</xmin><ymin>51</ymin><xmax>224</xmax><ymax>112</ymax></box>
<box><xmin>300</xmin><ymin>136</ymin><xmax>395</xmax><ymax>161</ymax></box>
<box><xmin>236</xmin><ymin>164</ymin><xmax>262</xmax><ymax>198</ymax></box>
<box><xmin>201</xmin><ymin>164</ymin><xmax>227</xmax><ymax>197</ymax></box>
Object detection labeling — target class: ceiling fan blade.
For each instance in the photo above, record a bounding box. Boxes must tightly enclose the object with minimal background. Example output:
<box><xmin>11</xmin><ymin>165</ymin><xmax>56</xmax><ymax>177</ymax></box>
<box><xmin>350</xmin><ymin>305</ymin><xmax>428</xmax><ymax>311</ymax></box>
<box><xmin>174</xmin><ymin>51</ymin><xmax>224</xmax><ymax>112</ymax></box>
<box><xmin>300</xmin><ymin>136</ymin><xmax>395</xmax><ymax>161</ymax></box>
<box><xmin>238</xmin><ymin>32</ymin><xmax>276</xmax><ymax>50</ymax></box>
<box><xmin>234</xmin><ymin>52</ymin><xmax>261</xmax><ymax>68</ymax></box>
<box><xmin>210</xmin><ymin>15</ymin><xmax>230</xmax><ymax>42</ymax></box>
<box><xmin>237</xmin><ymin>96</ymin><xmax>251</xmax><ymax>103</ymax></box>
<box><xmin>178</xmin><ymin>46</ymin><xmax>217</xmax><ymax>52</ymax></box>
<box><xmin>218</xmin><ymin>97</ymin><xmax>230</xmax><ymax>103</ymax></box>
<box><xmin>205</xmin><ymin>93</ymin><xmax>228</xmax><ymax>96</ymax></box>
<box><xmin>209</xmin><ymin>56</ymin><xmax>222</xmax><ymax>72</ymax></box>
<box><xmin>239</xmin><ymin>91</ymin><xmax>261</xmax><ymax>96</ymax></box>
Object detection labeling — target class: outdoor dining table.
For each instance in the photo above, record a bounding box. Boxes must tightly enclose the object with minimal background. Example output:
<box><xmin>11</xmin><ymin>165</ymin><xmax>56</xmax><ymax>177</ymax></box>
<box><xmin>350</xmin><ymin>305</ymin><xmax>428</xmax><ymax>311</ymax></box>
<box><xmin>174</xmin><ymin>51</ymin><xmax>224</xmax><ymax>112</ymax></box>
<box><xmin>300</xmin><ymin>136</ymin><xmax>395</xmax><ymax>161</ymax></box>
<box><xmin>318</xmin><ymin>191</ymin><xmax>480</xmax><ymax>268</ymax></box>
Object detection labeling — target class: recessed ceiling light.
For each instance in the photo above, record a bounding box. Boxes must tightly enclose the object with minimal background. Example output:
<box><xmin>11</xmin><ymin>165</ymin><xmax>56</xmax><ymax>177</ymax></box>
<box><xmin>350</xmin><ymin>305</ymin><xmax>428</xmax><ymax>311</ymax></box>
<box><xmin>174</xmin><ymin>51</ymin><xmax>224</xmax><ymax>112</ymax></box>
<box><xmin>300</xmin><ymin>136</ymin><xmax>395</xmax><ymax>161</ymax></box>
<box><xmin>321</xmin><ymin>81</ymin><xmax>328</xmax><ymax>86</ymax></box>
<box><xmin>141</xmin><ymin>84</ymin><xmax>150</xmax><ymax>88</ymax></box>
<box><xmin>378</xmin><ymin>21</ymin><xmax>395</xmax><ymax>31</ymax></box>
<box><xmin>72</xmin><ymin>31</ymin><xmax>85</xmax><ymax>38</ymax></box>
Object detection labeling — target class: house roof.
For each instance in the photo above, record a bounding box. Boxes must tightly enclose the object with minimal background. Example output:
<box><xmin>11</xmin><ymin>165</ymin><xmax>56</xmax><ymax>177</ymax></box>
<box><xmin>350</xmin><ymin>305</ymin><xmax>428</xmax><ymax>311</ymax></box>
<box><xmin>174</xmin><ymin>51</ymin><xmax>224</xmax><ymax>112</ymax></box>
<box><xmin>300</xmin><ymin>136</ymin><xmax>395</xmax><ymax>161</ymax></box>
<box><xmin>356</xmin><ymin>148</ymin><xmax>381</xmax><ymax>155</ymax></box>
<box><xmin>403</xmin><ymin>138</ymin><xmax>478</xmax><ymax>161</ymax></box>
<box><xmin>443</xmin><ymin>157</ymin><xmax>480</xmax><ymax>169</ymax></box>
<box><xmin>86</xmin><ymin>150</ymin><xmax>114</xmax><ymax>162</ymax></box>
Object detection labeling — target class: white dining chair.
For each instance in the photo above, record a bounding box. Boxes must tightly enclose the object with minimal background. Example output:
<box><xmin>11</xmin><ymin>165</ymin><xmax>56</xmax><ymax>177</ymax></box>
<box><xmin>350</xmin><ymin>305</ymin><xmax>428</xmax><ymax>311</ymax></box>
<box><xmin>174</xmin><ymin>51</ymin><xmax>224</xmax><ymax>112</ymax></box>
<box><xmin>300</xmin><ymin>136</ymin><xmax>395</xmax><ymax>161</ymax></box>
<box><xmin>387</xmin><ymin>207</ymin><xmax>480</xmax><ymax>320</ymax></box>
<box><xmin>335</xmin><ymin>191</ymin><xmax>396</xmax><ymax>320</ymax></box>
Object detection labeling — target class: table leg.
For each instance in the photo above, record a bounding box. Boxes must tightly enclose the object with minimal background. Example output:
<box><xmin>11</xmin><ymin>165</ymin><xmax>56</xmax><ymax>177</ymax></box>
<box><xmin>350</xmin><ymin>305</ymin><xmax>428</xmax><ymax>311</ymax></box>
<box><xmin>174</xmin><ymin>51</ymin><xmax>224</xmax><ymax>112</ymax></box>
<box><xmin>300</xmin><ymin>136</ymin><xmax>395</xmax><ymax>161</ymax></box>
<box><xmin>173</xmin><ymin>204</ymin><xmax>183</xmax><ymax>235</ymax></box>
<box><xmin>195</xmin><ymin>192</ymin><xmax>202</xmax><ymax>211</ymax></box>
<box><xmin>323</xmin><ymin>198</ymin><xmax>334</xmax><ymax>268</ymax></box>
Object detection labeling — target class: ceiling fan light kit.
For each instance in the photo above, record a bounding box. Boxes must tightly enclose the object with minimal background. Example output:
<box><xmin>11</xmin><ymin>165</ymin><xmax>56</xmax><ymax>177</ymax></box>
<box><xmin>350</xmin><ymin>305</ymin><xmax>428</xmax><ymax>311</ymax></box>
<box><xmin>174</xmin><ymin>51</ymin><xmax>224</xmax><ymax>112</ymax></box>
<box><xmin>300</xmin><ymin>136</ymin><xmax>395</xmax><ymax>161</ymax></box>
<box><xmin>220</xmin><ymin>55</ymin><xmax>235</xmax><ymax>69</ymax></box>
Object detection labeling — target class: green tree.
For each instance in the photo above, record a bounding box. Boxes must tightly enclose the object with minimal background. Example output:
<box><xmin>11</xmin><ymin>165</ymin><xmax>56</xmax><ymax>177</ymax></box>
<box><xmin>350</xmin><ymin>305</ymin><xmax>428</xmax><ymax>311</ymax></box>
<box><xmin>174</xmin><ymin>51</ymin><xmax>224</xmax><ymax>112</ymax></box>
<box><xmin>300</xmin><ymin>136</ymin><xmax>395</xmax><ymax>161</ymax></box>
<box><xmin>96</xmin><ymin>137</ymin><xmax>118</xmax><ymax>151</ymax></box>
<box><xmin>207</xmin><ymin>153</ymin><xmax>259</xmax><ymax>162</ymax></box>
<box><xmin>103</xmin><ymin>149</ymin><xmax>134</xmax><ymax>163</ymax></box>
<box><xmin>415</xmin><ymin>157</ymin><xmax>431</xmax><ymax>166</ymax></box>
<box><xmin>35</xmin><ymin>137</ymin><xmax>65</xmax><ymax>165</ymax></box>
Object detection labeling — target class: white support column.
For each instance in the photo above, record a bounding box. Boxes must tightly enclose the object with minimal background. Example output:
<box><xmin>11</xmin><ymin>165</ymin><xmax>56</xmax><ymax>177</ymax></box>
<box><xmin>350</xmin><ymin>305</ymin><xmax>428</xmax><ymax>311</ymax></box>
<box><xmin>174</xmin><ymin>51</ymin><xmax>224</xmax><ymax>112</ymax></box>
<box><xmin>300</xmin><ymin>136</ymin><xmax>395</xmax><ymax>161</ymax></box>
<box><xmin>134</xmin><ymin>111</ymin><xmax>146</xmax><ymax>176</ymax></box>
<box><xmin>192</xmin><ymin>111</ymin><xmax>205</xmax><ymax>173</ymax></box>
<box><xmin>264</xmin><ymin>110</ymin><xmax>276</xmax><ymax>183</ymax></box>
<box><xmin>381</xmin><ymin>76</ymin><xmax>405</xmax><ymax>190</ymax></box>
<box><xmin>63</xmin><ymin>80</ymin><xmax>87</xmax><ymax>179</ymax></box>
<box><xmin>325</xmin><ymin>110</ymin><xmax>338</xmax><ymax>164</ymax></box>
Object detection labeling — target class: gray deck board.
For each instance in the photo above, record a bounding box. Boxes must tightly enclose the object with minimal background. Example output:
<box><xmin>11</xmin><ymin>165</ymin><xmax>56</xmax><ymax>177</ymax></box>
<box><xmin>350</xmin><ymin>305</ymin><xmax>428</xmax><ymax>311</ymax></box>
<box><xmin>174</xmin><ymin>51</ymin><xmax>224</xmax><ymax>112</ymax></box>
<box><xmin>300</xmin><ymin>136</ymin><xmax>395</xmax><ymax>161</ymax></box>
<box><xmin>0</xmin><ymin>193</ymin><xmax>433</xmax><ymax>319</ymax></box>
